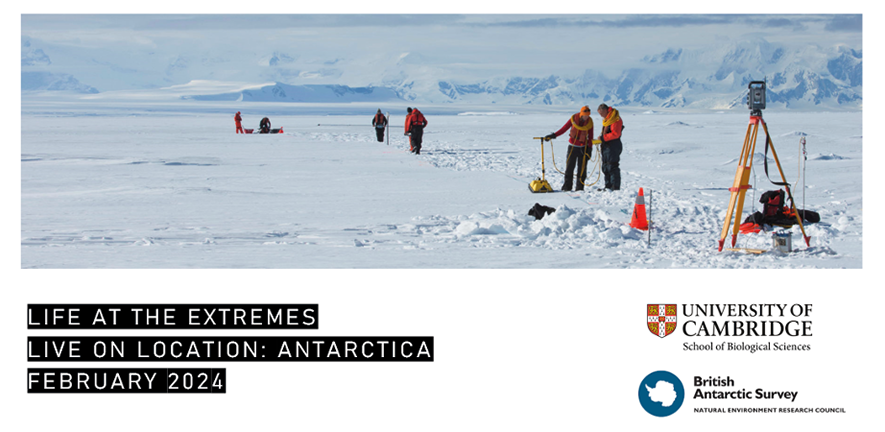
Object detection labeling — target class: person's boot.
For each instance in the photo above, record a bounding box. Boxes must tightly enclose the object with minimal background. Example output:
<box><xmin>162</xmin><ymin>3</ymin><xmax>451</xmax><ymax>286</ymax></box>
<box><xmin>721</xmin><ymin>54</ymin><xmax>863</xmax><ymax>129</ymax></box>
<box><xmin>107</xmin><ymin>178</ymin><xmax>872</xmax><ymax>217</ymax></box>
<box><xmin>561</xmin><ymin>183</ymin><xmax>572</xmax><ymax>192</ymax></box>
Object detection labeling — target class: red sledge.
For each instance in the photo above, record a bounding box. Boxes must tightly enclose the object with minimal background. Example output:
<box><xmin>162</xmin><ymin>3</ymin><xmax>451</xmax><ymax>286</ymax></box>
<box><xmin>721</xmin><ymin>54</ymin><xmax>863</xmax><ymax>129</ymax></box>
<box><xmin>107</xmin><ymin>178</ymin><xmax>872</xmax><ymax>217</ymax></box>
<box><xmin>243</xmin><ymin>127</ymin><xmax>283</xmax><ymax>134</ymax></box>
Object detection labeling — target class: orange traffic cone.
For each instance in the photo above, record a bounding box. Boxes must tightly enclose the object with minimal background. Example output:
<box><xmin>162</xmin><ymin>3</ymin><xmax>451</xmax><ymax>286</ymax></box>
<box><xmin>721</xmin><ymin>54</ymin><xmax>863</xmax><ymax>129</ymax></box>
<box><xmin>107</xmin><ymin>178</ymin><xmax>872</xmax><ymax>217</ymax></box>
<box><xmin>630</xmin><ymin>188</ymin><xmax>649</xmax><ymax>230</ymax></box>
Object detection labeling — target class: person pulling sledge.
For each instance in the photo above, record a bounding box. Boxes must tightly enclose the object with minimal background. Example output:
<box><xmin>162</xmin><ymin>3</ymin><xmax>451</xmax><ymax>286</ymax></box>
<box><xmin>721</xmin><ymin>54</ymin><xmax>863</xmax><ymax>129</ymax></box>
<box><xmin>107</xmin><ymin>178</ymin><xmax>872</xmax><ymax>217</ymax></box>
<box><xmin>372</xmin><ymin>109</ymin><xmax>388</xmax><ymax>142</ymax></box>
<box><xmin>259</xmin><ymin>117</ymin><xmax>271</xmax><ymax>134</ymax></box>
<box><xmin>544</xmin><ymin>105</ymin><xmax>594</xmax><ymax>191</ymax></box>
<box><xmin>235</xmin><ymin>111</ymin><xmax>244</xmax><ymax>134</ymax></box>
<box><xmin>404</xmin><ymin>107</ymin><xmax>428</xmax><ymax>154</ymax></box>
<box><xmin>596</xmin><ymin>104</ymin><xmax>623</xmax><ymax>191</ymax></box>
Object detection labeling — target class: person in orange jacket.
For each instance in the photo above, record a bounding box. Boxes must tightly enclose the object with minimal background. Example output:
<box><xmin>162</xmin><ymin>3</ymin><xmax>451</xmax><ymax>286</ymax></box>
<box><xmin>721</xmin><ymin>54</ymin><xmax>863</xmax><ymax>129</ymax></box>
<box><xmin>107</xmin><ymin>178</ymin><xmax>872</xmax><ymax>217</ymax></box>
<box><xmin>234</xmin><ymin>111</ymin><xmax>244</xmax><ymax>134</ymax></box>
<box><xmin>404</xmin><ymin>107</ymin><xmax>428</xmax><ymax>154</ymax></box>
<box><xmin>544</xmin><ymin>105</ymin><xmax>594</xmax><ymax>191</ymax></box>
<box><xmin>596</xmin><ymin>104</ymin><xmax>624</xmax><ymax>191</ymax></box>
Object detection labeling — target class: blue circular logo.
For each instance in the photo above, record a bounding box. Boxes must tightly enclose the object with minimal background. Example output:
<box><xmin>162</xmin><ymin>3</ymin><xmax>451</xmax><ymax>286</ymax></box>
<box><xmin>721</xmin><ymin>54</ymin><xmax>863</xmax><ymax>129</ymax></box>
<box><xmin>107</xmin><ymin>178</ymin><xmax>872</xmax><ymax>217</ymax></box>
<box><xmin>638</xmin><ymin>370</ymin><xmax>685</xmax><ymax>417</ymax></box>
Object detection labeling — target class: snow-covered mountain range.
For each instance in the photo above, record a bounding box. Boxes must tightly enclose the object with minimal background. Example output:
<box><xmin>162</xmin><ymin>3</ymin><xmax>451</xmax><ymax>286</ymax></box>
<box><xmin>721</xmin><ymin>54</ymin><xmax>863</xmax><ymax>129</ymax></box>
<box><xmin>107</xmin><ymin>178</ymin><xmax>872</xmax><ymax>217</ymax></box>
<box><xmin>22</xmin><ymin>35</ymin><xmax>861</xmax><ymax>110</ymax></box>
<box><xmin>386</xmin><ymin>40</ymin><xmax>862</xmax><ymax>109</ymax></box>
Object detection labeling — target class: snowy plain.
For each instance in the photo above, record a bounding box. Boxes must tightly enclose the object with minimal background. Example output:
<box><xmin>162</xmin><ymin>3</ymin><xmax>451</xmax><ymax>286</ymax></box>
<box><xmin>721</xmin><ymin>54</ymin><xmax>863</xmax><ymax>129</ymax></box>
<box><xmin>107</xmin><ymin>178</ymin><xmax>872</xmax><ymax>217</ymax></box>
<box><xmin>21</xmin><ymin>101</ymin><xmax>862</xmax><ymax>268</ymax></box>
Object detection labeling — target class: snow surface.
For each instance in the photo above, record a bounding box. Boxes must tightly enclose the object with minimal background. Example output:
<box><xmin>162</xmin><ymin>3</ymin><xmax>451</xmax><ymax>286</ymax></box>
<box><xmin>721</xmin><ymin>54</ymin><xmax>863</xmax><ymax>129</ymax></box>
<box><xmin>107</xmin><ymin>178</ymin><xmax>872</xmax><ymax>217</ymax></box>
<box><xmin>21</xmin><ymin>102</ymin><xmax>862</xmax><ymax>268</ymax></box>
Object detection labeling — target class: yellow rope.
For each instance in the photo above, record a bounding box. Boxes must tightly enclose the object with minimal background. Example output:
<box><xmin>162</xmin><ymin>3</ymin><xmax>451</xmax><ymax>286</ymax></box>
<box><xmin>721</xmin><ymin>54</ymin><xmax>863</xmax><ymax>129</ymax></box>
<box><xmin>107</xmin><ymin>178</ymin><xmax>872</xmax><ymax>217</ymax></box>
<box><xmin>579</xmin><ymin>144</ymin><xmax>602</xmax><ymax>188</ymax></box>
<box><xmin>548</xmin><ymin>140</ymin><xmax>568</xmax><ymax>174</ymax></box>
<box><xmin>570</xmin><ymin>114</ymin><xmax>594</xmax><ymax>131</ymax></box>
<box><xmin>602</xmin><ymin>108</ymin><xmax>621</xmax><ymax>127</ymax></box>
<box><xmin>549</xmin><ymin>141</ymin><xmax>602</xmax><ymax>188</ymax></box>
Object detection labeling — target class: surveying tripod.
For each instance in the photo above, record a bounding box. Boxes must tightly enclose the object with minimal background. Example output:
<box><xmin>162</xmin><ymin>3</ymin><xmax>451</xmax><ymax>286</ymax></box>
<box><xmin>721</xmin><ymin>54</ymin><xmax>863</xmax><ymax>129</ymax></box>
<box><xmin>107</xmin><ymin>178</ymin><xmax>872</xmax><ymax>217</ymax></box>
<box><xmin>718</xmin><ymin>81</ymin><xmax>810</xmax><ymax>252</ymax></box>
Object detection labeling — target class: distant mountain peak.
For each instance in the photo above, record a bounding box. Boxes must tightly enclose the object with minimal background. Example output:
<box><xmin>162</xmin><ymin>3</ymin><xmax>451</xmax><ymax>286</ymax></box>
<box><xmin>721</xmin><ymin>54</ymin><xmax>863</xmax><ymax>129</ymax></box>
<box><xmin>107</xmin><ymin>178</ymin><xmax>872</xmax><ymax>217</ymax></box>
<box><xmin>260</xmin><ymin>52</ymin><xmax>297</xmax><ymax>67</ymax></box>
<box><xmin>642</xmin><ymin>48</ymin><xmax>683</xmax><ymax>64</ymax></box>
<box><xmin>21</xmin><ymin>37</ymin><xmax>51</xmax><ymax>67</ymax></box>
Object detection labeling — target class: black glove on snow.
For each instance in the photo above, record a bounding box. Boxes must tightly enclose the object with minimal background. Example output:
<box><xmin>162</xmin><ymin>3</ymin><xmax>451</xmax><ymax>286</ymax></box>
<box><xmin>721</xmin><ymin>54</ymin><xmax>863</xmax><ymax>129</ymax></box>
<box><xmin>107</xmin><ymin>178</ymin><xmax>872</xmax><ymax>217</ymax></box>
<box><xmin>544</xmin><ymin>133</ymin><xmax>556</xmax><ymax>140</ymax></box>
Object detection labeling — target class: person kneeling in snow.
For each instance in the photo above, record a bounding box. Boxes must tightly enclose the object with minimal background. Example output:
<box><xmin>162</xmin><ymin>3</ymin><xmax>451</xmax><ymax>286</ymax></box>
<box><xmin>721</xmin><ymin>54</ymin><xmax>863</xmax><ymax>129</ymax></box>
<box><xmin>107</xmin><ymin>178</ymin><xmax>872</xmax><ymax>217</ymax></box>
<box><xmin>545</xmin><ymin>105</ymin><xmax>594</xmax><ymax>191</ymax></box>
<box><xmin>259</xmin><ymin>117</ymin><xmax>271</xmax><ymax>134</ymax></box>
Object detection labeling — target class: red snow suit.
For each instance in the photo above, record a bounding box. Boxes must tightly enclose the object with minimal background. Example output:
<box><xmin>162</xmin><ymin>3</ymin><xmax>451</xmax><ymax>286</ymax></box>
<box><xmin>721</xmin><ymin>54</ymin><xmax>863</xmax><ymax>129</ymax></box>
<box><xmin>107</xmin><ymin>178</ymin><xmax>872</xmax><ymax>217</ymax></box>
<box><xmin>235</xmin><ymin>112</ymin><xmax>244</xmax><ymax>134</ymax></box>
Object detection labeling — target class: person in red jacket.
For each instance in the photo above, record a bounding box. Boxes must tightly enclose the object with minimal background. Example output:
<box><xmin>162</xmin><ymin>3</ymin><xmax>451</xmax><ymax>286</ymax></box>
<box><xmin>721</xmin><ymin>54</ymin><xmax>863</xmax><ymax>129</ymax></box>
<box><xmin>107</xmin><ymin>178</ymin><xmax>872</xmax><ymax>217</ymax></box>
<box><xmin>596</xmin><ymin>104</ymin><xmax>624</xmax><ymax>191</ymax></box>
<box><xmin>545</xmin><ymin>105</ymin><xmax>594</xmax><ymax>191</ymax></box>
<box><xmin>234</xmin><ymin>111</ymin><xmax>244</xmax><ymax>134</ymax></box>
<box><xmin>372</xmin><ymin>109</ymin><xmax>388</xmax><ymax>142</ymax></box>
<box><xmin>404</xmin><ymin>107</ymin><xmax>428</xmax><ymax>154</ymax></box>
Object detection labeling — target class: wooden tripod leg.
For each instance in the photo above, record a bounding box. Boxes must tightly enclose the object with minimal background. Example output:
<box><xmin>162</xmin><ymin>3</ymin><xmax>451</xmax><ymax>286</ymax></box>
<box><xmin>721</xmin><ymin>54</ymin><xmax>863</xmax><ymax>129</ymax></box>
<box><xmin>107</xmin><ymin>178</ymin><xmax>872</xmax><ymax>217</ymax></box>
<box><xmin>731</xmin><ymin>122</ymin><xmax>763</xmax><ymax>246</ymax></box>
<box><xmin>730</xmin><ymin>164</ymin><xmax>754</xmax><ymax>247</ymax></box>
<box><xmin>762</xmin><ymin>122</ymin><xmax>811</xmax><ymax>247</ymax></box>
<box><xmin>719</xmin><ymin>124</ymin><xmax>755</xmax><ymax>251</ymax></box>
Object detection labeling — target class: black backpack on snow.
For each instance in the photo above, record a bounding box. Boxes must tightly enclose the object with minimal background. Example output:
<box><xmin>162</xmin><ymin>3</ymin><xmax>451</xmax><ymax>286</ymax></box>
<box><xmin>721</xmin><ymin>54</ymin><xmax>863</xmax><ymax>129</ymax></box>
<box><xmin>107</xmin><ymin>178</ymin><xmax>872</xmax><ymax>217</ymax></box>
<box><xmin>528</xmin><ymin>203</ymin><xmax>556</xmax><ymax>220</ymax></box>
<box><xmin>745</xmin><ymin>189</ymin><xmax>820</xmax><ymax>227</ymax></box>
<box><xmin>760</xmin><ymin>190</ymin><xmax>785</xmax><ymax>219</ymax></box>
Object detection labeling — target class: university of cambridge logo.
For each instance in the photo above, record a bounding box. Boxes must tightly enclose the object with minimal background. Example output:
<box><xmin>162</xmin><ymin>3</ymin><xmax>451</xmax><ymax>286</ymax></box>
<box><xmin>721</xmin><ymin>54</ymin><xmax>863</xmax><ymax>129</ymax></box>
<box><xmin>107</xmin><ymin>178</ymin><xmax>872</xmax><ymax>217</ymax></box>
<box><xmin>647</xmin><ymin>304</ymin><xmax>677</xmax><ymax>338</ymax></box>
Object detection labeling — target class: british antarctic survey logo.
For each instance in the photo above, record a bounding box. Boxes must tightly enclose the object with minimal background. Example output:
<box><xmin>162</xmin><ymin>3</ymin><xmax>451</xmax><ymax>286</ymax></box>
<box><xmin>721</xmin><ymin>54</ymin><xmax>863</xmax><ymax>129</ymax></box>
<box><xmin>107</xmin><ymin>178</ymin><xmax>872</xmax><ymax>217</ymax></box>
<box><xmin>648</xmin><ymin>304</ymin><xmax>677</xmax><ymax>338</ymax></box>
<box><xmin>639</xmin><ymin>371</ymin><xmax>685</xmax><ymax>417</ymax></box>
